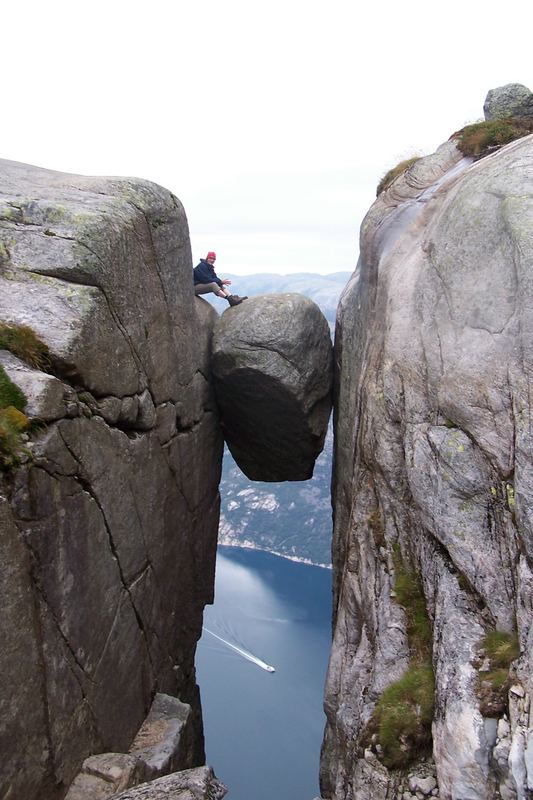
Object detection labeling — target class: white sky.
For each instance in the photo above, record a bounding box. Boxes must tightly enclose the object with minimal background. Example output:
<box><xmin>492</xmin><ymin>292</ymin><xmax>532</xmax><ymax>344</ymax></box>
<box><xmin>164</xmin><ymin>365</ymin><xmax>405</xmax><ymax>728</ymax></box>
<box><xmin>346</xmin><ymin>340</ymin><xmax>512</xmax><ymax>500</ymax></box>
<box><xmin>3</xmin><ymin>0</ymin><xmax>532</xmax><ymax>275</ymax></box>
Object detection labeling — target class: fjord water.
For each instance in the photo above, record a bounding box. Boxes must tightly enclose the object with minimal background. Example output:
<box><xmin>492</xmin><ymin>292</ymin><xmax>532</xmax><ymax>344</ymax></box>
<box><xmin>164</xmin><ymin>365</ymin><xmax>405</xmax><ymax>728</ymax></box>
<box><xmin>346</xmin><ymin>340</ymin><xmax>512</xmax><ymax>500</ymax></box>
<box><xmin>196</xmin><ymin>546</ymin><xmax>332</xmax><ymax>799</ymax></box>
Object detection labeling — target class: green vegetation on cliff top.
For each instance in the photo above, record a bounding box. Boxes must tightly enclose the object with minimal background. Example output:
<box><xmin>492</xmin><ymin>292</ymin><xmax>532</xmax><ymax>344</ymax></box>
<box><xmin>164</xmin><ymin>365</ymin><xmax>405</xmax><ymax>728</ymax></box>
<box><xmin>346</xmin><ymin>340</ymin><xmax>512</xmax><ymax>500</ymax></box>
<box><xmin>452</xmin><ymin>117</ymin><xmax>533</xmax><ymax>157</ymax></box>
<box><xmin>376</xmin><ymin>116</ymin><xmax>533</xmax><ymax>198</ymax></box>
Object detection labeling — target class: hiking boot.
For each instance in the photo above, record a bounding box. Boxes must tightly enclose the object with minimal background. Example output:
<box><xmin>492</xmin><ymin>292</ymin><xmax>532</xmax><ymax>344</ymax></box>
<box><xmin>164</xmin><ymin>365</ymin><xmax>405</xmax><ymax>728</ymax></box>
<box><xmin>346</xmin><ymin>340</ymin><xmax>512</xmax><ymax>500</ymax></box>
<box><xmin>227</xmin><ymin>294</ymin><xmax>246</xmax><ymax>306</ymax></box>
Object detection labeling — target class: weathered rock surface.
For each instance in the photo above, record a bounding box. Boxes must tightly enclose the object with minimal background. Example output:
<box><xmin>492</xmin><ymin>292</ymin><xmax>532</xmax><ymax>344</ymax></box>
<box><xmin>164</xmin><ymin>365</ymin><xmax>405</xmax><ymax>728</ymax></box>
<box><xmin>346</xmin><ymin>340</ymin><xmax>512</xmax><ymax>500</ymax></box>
<box><xmin>321</xmin><ymin>131</ymin><xmax>533</xmax><ymax>800</ymax></box>
<box><xmin>0</xmin><ymin>159</ymin><xmax>223</xmax><ymax>799</ymax></box>
<box><xmin>64</xmin><ymin>753</ymin><xmax>150</xmax><ymax>800</ymax></box>
<box><xmin>111</xmin><ymin>766</ymin><xmax>227</xmax><ymax>799</ymax></box>
<box><xmin>66</xmin><ymin>761</ymin><xmax>226</xmax><ymax>800</ymax></box>
<box><xmin>211</xmin><ymin>293</ymin><xmax>332</xmax><ymax>481</ymax></box>
<box><xmin>0</xmin><ymin>349</ymin><xmax>72</xmax><ymax>421</ymax></box>
<box><xmin>65</xmin><ymin>693</ymin><xmax>203</xmax><ymax>799</ymax></box>
<box><xmin>129</xmin><ymin>694</ymin><xmax>195</xmax><ymax>776</ymax></box>
<box><xmin>484</xmin><ymin>83</ymin><xmax>533</xmax><ymax>120</ymax></box>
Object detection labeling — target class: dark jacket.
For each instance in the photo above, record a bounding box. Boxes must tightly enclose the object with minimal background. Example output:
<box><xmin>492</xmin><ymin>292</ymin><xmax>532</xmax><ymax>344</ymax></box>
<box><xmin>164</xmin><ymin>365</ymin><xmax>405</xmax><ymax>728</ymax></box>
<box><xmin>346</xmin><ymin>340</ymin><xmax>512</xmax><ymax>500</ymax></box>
<box><xmin>193</xmin><ymin>259</ymin><xmax>223</xmax><ymax>287</ymax></box>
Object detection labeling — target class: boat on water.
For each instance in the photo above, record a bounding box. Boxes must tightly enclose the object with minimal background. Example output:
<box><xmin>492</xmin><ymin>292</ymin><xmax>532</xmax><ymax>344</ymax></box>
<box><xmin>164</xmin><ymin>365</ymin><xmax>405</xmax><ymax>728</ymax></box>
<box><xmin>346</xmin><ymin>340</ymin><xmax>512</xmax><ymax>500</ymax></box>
<box><xmin>203</xmin><ymin>627</ymin><xmax>276</xmax><ymax>673</ymax></box>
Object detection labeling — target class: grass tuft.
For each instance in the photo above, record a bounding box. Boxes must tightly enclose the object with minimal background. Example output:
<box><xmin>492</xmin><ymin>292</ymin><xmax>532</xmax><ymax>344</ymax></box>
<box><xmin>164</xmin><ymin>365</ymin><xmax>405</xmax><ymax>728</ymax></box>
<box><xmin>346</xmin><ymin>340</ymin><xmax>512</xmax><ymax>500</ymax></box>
<box><xmin>452</xmin><ymin>117</ymin><xmax>533</xmax><ymax>158</ymax></box>
<box><xmin>477</xmin><ymin>630</ymin><xmax>519</xmax><ymax>716</ymax></box>
<box><xmin>377</xmin><ymin>157</ymin><xmax>422</xmax><ymax>196</ymax></box>
<box><xmin>0</xmin><ymin>322</ymin><xmax>50</xmax><ymax>371</ymax></box>
<box><xmin>483</xmin><ymin>668</ymin><xmax>509</xmax><ymax>690</ymax></box>
<box><xmin>0</xmin><ymin>405</ymin><xmax>30</xmax><ymax>472</ymax></box>
<box><xmin>373</xmin><ymin>663</ymin><xmax>435</xmax><ymax>769</ymax></box>
<box><xmin>0</xmin><ymin>364</ymin><xmax>29</xmax><ymax>472</ymax></box>
<box><xmin>482</xmin><ymin>631</ymin><xmax>519</xmax><ymax>671</ymax></box>
<box><xmin>363</xmin><ymin>547</ymin><xmax>435</xmax><ymax>769</ymax></box>
<box><xmin>1</xmin><ymin>405</ymin><xmax>29</xmax><ymax>431</ymax></box>
<box><xmin>393</xmin><ymin>549</ymin><xmax>432</xmax><ymax>661</ymax></box>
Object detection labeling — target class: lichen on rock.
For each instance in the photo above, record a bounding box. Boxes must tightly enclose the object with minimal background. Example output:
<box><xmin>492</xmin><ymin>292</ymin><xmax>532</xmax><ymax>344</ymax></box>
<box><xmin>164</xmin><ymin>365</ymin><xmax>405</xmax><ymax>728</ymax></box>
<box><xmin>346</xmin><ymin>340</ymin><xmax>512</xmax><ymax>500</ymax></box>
<box><xmin>483</xmin><ymin>82</ymin><xmax>533</xmax><ymax>120</ymax></box>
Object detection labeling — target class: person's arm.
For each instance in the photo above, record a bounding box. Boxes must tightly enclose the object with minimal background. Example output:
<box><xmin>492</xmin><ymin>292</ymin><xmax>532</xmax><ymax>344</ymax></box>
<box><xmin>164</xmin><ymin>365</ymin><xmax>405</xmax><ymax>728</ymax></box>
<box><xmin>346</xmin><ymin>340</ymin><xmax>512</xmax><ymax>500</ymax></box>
<box><xmin>210</xmin><ymin>266</ymin><xmax>225</xmax><ymax>288</ymax></box>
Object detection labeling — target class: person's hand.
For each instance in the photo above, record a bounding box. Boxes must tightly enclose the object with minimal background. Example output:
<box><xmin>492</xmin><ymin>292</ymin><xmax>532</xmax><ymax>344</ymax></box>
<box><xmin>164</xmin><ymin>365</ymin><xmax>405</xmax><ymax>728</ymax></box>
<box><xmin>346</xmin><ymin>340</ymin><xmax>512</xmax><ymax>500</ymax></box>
<box><xmin>221</xmin><ymin>279</ymin><xmax>232</xmax><ymax>285</ymax></box>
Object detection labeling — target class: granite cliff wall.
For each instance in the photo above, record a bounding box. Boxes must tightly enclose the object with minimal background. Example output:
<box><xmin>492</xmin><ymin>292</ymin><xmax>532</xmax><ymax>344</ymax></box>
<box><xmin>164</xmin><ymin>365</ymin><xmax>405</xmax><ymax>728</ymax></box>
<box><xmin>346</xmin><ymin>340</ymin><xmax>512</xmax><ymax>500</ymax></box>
<box><xmin>321</xmin><ymin>133</ymin><xmax>533</xmax><ymax>799</ymax></box>
<box><xmin>0</xmin><ymin>158</ymin><xmax>333</xmax><ymax>800</ymax></box>
<box><xmin>0</xmin><ymin>160</ymin><xmax>223</xmax><ymax>799</ymax></box>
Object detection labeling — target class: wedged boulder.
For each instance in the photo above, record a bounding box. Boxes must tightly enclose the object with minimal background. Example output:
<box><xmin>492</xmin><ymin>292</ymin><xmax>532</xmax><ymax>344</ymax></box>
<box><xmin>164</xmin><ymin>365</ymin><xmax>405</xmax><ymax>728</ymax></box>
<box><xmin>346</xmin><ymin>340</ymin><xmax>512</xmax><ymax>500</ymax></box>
<box><xmin>212</xmin><ymin>293</ymin><xmax>333</xmax><ymax>481</ymax></box>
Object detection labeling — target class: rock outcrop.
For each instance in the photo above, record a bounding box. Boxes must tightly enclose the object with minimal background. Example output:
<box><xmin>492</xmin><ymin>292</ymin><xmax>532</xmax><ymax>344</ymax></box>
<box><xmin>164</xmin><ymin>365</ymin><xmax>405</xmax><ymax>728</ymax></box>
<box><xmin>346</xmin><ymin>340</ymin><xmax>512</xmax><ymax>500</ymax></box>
<box><xmin>211</xmin><ymin>293</ymin><xmax>332</xmax><ymax>481</ymax></box>
<box><xmin>0</xmin><ymin>160</ymin><xmax>223</xmax><ymax>799</ymax></box>
<box><xmin>321</xmin><ymin>130</ymin><xmax>533</xmax><ymax>799</ymax></box>
<box><xmin>111</xmin><ymin>766</ymin><xmax>227</xmax><ymax>799</ymax></box>
<box><xmin>65</xmin><ymin>693</ymin><xmax>212</xmax><ymax>799</ymax></box>
<box><xmin>484</xmin><ymin>82</ymin><xmax>533</xmax><ymax>120</ymax></box>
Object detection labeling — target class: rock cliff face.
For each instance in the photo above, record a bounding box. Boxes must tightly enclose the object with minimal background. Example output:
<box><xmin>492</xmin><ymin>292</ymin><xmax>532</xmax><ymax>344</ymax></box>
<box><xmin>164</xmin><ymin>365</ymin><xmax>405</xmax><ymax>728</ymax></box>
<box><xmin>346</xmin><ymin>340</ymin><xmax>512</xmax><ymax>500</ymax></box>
<box><xmin>321</xmin><ymin>134</ymin><xmax>533</xmax><ymax>799</ymax></box>
<box><xmin>0</xmin><ymin>160</ymin><xmax>223</xmax><ymax>799</ymax></box>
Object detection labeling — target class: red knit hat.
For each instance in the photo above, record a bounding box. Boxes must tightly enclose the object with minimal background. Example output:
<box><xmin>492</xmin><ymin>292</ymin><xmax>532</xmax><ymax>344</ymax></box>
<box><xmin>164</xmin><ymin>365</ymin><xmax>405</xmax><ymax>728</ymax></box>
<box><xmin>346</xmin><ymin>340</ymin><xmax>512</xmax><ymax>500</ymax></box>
<box><xmin>207</xmin><ymin>251</ymin><xmax>216</xmax><ymax>260</ymax></box>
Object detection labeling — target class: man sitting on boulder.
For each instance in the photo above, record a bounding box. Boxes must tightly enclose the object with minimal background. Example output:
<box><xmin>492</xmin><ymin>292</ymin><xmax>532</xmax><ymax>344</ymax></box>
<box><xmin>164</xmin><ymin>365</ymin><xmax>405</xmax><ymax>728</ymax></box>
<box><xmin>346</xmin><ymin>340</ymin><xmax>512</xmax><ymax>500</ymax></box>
<box><xmin>193</xmin><ymin>252</ymin><xmax>247</xmax><ymax>306</ymax></box>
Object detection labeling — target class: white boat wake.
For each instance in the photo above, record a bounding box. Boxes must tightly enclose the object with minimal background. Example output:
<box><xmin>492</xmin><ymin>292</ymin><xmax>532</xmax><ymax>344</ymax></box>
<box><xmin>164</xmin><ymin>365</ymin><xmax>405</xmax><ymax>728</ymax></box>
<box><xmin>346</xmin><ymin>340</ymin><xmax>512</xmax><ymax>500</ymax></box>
<box><xmin>202</xmin><ymin>627</ymin><xmax>276</xmax><ymax>673</ymax></box>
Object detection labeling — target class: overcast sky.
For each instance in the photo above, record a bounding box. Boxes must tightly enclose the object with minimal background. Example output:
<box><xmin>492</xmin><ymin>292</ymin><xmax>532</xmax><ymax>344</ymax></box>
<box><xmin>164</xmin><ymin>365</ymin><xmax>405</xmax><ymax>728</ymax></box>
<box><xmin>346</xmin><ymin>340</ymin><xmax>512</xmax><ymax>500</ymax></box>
<box><xmin>3</xmin><ymin>1</ymin><xmax>532</xmax><ymax>275</ymax></box>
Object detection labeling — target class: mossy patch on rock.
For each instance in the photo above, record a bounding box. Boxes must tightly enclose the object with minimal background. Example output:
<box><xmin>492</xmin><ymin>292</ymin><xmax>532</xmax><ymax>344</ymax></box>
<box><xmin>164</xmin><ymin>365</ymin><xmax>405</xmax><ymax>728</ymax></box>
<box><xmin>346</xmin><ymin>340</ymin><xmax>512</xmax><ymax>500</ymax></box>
<box><xmin>476</xmin><ymin>630</ymin><xmax>519</xmax><ymax>717</ymax></box>
<box><xmin>0</xmin><ymin>366</ymin><xmax>29</xmax><ymax>472</ymax></box>
<box><xmin>0</xmin><ymin>323</ymin><xmax>50</xmax><ymax>470</ymax></box>
<box><xmin>363</xmin><ymin>547</ymin><xmax>434</xmax><ymax>769</ymax></box>
<box><xmin>452</xmin><ymin>117</ymin><xmax>533</xmax><ymax>158</ymax></box>
<box><xmin>372</xmin><ymin>664</ymin><xmax>435</xmax><ymax>769</ymax></box>
<box><xmin>0</xmin><ymin>364</ymin><xmax>26</xmax><ymax>411</ymax></box>
<box><xmin>393</xmin><ymin>548</ymin><xmax>432</xmax><ymax>662</ymax></box>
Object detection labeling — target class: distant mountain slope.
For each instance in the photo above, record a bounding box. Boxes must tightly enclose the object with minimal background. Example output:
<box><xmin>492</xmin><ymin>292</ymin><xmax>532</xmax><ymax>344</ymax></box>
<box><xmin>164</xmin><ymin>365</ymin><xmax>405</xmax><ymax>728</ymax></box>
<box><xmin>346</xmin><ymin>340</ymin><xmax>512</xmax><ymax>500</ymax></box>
<box><xmin>213</xmin><ymin>271</ymin><xmax>350</xmax><ymax>566</ymax></box>
<box><xmin>218</xmin><ymin>425</ymin><xmax>333</xmax><ymax>566</ymax></box>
